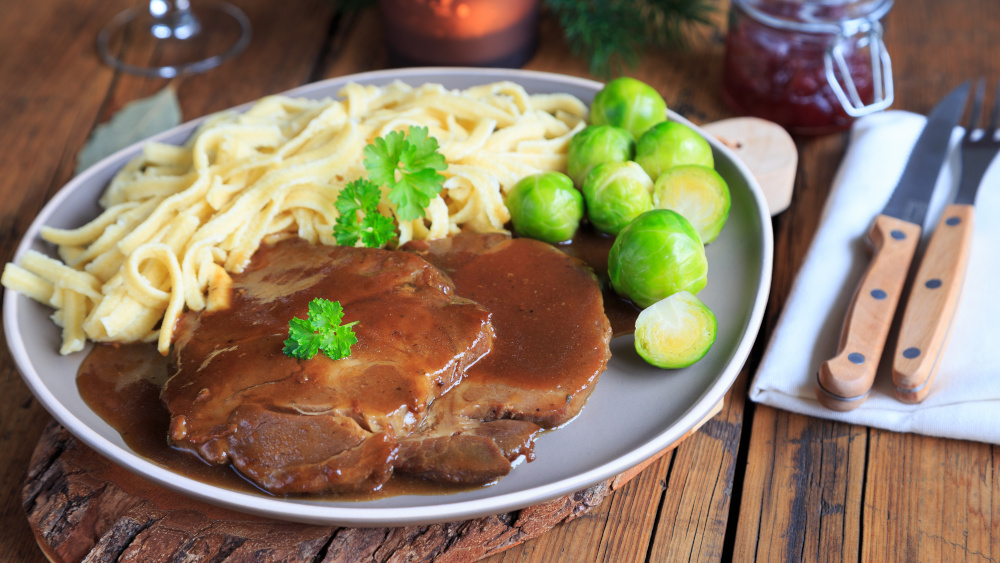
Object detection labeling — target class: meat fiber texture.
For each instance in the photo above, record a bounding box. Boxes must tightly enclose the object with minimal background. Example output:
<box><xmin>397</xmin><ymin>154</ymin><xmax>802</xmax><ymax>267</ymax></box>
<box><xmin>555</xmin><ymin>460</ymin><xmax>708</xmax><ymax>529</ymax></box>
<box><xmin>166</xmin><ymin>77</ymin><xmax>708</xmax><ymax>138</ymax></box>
<box><xmin>405</xmin><ymin>234</ymin><xmax>613</xmax><ymax>428</ymax></box>
<box><xmin>162</xmin><ymin>234</ymin><xmax>611</xmax><ymax>495</ymax></box>
<box><xmin>393</xmin><ymin>234</ymin><xmax>612</xmax><ymax>486</ymax></box>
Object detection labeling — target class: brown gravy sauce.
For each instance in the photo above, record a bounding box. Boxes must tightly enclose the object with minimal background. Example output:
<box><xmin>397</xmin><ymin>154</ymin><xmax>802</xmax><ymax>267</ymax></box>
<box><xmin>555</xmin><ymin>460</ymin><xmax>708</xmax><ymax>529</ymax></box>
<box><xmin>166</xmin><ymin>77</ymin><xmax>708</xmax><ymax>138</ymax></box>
<box><xmin>560</xmin><ymin>225</ymin><xmax>641</xmax><ymax>336</ymax></box>
<box><xmin>78</xmin><ymin>342</ymin><xmax>477</xmax><ymax>500</ymax></box>
<box><xmin>76</xmin><ymin>229</ymin><xmax>635</xmax><ymax>501</ymax></box>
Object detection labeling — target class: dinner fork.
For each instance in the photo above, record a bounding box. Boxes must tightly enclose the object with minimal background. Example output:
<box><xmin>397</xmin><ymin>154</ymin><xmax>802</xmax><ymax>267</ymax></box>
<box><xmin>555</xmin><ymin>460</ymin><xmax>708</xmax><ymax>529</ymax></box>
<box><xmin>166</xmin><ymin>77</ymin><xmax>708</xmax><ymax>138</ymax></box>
<box><xmin>892</xmin><ymin>78</ymin><xmax>1000</xmax><ymax>403</ymax></box>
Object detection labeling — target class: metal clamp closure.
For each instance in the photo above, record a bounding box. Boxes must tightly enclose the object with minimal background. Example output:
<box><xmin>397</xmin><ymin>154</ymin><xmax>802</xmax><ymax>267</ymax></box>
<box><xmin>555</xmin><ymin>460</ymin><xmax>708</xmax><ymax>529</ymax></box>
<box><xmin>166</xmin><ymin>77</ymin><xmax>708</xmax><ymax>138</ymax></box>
<box><xmin>824</xmin><ymin>21</ymin><xmax>894</xmax><ymax>117</ymax></box>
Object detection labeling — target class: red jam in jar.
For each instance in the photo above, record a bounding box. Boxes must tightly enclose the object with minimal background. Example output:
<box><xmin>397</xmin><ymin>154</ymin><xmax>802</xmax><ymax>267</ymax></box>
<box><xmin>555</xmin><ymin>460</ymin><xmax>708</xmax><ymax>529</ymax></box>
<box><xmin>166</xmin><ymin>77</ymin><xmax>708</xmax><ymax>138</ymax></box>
<box><xmin>722</xmin><ymin>0</ymin><xmax>894</xmax><ymax>135</ymax></box>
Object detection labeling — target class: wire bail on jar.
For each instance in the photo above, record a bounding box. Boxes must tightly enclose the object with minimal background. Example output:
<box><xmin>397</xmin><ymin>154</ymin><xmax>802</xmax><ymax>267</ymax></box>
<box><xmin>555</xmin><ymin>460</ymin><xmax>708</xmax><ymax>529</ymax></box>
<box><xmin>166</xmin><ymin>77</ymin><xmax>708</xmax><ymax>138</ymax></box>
<box><xmin>825</xmin><ymin>20</ymin><xmax>893</xmax><ymax>116</ymax></box>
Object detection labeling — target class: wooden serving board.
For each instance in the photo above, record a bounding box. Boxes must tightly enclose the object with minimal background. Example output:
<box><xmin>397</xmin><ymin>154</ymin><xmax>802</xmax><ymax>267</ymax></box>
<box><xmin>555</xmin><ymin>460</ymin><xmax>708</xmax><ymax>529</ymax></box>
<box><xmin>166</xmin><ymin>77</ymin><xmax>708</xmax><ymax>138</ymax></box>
<box><xmin>23</xmin><ymin>401</ymin><xmax>721</xmax><ymax>563</ymax></box>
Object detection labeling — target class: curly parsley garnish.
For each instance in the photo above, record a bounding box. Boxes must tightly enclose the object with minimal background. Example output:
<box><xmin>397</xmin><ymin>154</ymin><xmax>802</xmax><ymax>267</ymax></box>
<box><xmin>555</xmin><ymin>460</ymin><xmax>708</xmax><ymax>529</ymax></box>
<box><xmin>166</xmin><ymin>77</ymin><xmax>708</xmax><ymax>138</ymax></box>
<box><xmin>363</xmin><ymin>125</ymin><xmax>447</xmax><ymax>222</ymax></box>
<box><xmin>283</xmin><ymin>298</ymin><xmax>358</xmax><ymax>361</ymax></box>
<box><xmin>333</xmin><ymin>178</ymin><xmax>396</xmax><ymax>248</ymax></box>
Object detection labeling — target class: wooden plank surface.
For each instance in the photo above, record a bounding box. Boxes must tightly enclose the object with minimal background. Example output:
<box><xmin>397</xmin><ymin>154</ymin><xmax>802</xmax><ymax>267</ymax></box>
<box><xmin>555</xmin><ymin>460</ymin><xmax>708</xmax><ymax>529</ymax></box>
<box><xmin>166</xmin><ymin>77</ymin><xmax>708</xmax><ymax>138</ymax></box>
<box><xmin>1</xmin><ymin>0</ymin><xmax>1000</xmax><ymax>561</ymax></box>
<box><xmin>733</xmin><ymin>2</ymin><xmax>1000</xmax><ymax>562</ymax></box>
<box><xmin>0</xmin><ymin>2</ymin><xmax>128</xmax><ymax>560</ymax></box>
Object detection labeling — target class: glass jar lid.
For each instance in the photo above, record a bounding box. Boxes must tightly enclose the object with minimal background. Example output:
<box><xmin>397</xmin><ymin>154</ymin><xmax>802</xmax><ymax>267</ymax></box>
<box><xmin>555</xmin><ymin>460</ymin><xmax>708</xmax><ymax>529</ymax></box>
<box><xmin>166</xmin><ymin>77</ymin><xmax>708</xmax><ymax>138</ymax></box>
<box><xmin>736</xmin><ymin>0</ymin><xmax>894</xmax><ymax>37</ymax></box>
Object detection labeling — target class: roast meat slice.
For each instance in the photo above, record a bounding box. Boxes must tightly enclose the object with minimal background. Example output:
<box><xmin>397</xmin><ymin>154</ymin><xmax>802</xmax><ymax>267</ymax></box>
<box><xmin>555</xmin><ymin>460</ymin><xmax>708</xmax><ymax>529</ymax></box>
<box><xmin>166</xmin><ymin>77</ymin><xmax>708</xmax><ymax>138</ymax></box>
<box><xmin>394</xmin><ymin>234</ymin><xmax>611</xmax><ymax>485</ymax></box>
<box><xmin>405</xmin><ymin>233</ymin><xmax>613</xmax><ymax>428</ymax></box>
<box><xmin>161</xmin><ymin>238</ymin><xmax>494</xmax><ymax>495</ymax></box>
<box><xmin>394</xmin><ymin>419</ymin><xmax>540</xmax><ymax>485</ymax></box>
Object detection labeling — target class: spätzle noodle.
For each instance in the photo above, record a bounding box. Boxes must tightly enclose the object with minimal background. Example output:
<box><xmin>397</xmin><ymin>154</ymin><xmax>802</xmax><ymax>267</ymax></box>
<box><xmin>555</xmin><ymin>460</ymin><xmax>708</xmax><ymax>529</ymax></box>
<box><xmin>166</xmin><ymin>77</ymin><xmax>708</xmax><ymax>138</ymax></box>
<box><xmin>2</xmin><ymin>81</ymin><xmax>586</xmax><ymax>355</ymax></box>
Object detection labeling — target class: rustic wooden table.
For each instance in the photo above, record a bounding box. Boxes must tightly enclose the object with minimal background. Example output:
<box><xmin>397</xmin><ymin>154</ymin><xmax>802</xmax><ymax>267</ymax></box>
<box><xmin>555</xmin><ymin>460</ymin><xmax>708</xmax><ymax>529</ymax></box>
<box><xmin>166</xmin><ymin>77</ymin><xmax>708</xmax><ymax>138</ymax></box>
<box><xmin>2</xmin><ymin>1</ymin><xmax>999</xmax><ymax>561</ymax></box>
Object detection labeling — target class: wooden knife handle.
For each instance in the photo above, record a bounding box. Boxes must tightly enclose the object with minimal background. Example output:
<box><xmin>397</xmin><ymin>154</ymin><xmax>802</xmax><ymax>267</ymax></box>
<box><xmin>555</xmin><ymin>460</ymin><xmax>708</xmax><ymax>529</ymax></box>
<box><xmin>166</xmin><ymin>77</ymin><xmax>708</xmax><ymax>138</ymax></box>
<box><xmin>816</xmin><ymin>214</ymin><xmax>922</xmax><ymax>411</ymax></box>
<box><xmin>893</xmin><ymin>204</ymin><xmax>974</xmax><ymax>403</ymax></box>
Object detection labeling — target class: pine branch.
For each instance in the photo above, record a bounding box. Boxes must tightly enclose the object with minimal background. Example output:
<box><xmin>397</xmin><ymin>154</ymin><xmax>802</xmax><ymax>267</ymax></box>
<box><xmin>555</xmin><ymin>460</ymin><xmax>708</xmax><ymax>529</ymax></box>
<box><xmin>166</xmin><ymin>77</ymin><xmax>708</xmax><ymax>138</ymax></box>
<box><xmin>641</xmin><ymin>0</ymin><xmax>716</xmax><ymax>49</ymax></box>
<box><xmin>544</xmin><ymin>0</ymin><xmax>716</xmax><ymax>77</ymax></box>
<box><xmin>544</xmin><ymin>0</ymin><xmax>643</xmax><ymax>76</ymax></box>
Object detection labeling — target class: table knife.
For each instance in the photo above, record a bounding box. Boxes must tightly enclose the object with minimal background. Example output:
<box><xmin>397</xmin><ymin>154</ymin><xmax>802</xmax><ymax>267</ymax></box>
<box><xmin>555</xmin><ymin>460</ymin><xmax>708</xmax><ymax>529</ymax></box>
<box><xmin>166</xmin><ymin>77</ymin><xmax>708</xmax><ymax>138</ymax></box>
<box><xmin>893</xmin><ymin>83</ymin><xmax>997</xmax><ymax>403</ymax></box>
<box><xmin>816</xmin><ymin>82</ymin><xmax>970</xmax><ymax>411</ymax></box>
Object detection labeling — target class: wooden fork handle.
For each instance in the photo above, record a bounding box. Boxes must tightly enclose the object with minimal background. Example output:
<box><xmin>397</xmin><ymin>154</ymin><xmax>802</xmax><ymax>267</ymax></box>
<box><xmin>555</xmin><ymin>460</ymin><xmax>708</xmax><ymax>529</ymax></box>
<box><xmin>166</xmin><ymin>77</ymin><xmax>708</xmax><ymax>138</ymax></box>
<box><xmin>817</xmin><ymin>214</ymin><xmax>922</xmax><ymax>411</ymax></box>
<box><xmin>892</xmin><ymin>204</ymin><xmax>974</xmax><ymax>403</ymax></box>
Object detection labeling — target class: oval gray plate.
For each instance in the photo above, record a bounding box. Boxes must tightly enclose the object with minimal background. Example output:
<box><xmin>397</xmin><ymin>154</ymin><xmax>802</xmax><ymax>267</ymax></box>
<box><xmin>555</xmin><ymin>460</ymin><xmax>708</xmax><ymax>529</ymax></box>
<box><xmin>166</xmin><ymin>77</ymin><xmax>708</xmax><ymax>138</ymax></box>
<box><xmin>4</xmin><ymin>68</ymin><xmax>773</xmax><ymax>527</ymax></box>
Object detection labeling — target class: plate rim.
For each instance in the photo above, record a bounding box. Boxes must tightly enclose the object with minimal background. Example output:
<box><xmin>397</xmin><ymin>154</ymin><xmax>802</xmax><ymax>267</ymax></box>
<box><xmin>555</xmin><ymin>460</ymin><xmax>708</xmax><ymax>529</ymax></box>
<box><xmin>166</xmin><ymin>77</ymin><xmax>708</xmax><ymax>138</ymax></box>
<box><xmin>4</xmin><ymin>67</ymin><xmax>773</xmax><ymax>526</ymax></box>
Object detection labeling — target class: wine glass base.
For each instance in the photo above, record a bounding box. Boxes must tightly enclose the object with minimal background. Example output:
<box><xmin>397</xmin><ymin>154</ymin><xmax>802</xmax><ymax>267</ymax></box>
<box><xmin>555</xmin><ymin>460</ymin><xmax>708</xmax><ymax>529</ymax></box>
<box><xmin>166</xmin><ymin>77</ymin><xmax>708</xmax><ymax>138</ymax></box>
<box><xmin>98</xmin><ymin>2</ymin><xmax>251</xmax><ymax>78</ymax></box>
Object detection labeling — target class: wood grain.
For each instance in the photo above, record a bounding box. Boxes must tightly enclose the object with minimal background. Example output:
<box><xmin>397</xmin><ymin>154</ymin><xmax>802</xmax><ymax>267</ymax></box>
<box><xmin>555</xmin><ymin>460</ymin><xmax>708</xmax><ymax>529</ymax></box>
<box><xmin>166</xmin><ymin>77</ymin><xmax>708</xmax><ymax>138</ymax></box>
<box><xmin>735</xmin><ymin>1</ymin><xmax>1000</xmax><ymax>561</ymax></box>
<box><xmin>24</xmin><ymin>402</ymin><xmax>720</xmax><ymax>563</ymax></box>
<box><xmin>893</xmin><ymin>203</ymin><xmax>974</xmax><ymax>403</ymax></box>
<box><xmin>817</xmin><ymin>215</ymin><xmax>922</xmax><ymax>410</ymax></box>
<box><xmin>854</xmin><ymin>2</ymin><xmax>1000</xmax><ymax>557</ymax></box>
<box><xmin>733</xmin><ymin>407</ymin><xmax>867</xmax><ymax>562</ymax></box>
<box><xmin>4</xmin><ymin>0</ymin><xmax>1000</xmax><ymax>561</ymax></box>
<box><xmin>23</xmin><ymin>422</ymin><xmax>612</xmax><ymax>563</ymax></box>
<box><xmin>0</xmin><ymin>2</ymin><xmax>131</xmax><ymax>561</ymax></box>
<box><xmin>647</xmin><ymin>368</ymin><xmax>750</xmax><ymax>562</ymax></box>
<box><xmin>701</xmin><ymin>117</ymin><xmax>798</xmax><ymax>216</ymax></box>
<box><xmin>862</xmin><ymin>429</ymin><xmax>1000</xmax><ymax>562</ymax></box>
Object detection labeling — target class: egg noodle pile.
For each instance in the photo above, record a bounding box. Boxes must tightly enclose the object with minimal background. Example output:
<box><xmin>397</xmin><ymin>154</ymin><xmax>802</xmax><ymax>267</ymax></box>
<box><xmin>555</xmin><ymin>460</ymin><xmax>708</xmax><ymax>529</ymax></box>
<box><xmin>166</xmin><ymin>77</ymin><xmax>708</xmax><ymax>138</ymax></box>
<box><xmin>2</xmin><ymin>81</ymin><xmax>587</xmax><ymax>355</ymax></box>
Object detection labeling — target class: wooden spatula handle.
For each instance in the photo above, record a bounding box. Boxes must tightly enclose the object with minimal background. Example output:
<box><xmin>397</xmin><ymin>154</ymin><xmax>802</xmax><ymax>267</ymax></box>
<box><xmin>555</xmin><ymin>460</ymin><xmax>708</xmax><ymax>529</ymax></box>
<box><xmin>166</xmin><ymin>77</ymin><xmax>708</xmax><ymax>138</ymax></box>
<box><xmin>817</xmin><ymin>214</ymin><xmax>922</xmax><ymax>411</ymax></box>
<box><xmin>893</xmin><ymin>204</ymin><xmax>974</xmax><ymax>403</ymax></box>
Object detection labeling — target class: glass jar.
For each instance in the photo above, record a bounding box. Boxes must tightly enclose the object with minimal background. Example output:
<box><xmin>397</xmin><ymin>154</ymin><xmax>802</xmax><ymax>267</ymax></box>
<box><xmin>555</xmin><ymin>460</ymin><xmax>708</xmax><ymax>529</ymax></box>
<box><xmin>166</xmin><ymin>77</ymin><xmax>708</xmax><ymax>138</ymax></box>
<box><xmin>722</xmin><ymin>0</ymin><xmax>894</xmax><ymax>135</ymax></box>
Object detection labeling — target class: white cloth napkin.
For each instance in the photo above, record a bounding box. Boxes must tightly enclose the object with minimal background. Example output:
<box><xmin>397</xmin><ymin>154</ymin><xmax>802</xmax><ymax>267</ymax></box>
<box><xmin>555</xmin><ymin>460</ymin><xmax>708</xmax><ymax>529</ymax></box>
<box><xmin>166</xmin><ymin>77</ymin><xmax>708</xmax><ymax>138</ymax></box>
<box><xmin>749</xmin><ymin>110</ymin><xmax>1000</xmax><ymax>444</ymax></box>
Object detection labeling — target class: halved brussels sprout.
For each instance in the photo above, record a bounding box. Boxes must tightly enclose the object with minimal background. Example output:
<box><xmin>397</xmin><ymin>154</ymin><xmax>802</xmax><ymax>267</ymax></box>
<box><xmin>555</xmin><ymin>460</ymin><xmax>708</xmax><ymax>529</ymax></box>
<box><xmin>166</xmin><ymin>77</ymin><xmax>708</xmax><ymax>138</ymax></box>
<box><xmin>582</xmin><ymin>161</ymin><xmax>653</xmax><ymax>235</ymax></box>
<box><xmin>653</xmin><ymin>165</ymin><xmax>731</xmax><ymax>244</ymax></box>
<box><xmin>635</xmin><ymin>121</ymin><xmax>714</xmax><ymax>181</ymax></box>
<box><xmin>590</xmin><ymin>77</ymin><xmax>668</xmax><ymax>140</ymax></box>
<box><xmin>635</xmin><ymin>291</ymin><xmax>717</xmax><ymax>369</ymax></box>
<box><xmin>608</xmin><ymin>209</ymin><xmax>707</xmax><ymax>308</ymax></box>
<box><xmin>507</xmin><ymin>171</ymin><xmax>583</xmax><ymax>243</ymax></box>
<box><xmin>567</xmin><ymin>125</ymin><xmax>635</xmax><ymax>187</ymax></box>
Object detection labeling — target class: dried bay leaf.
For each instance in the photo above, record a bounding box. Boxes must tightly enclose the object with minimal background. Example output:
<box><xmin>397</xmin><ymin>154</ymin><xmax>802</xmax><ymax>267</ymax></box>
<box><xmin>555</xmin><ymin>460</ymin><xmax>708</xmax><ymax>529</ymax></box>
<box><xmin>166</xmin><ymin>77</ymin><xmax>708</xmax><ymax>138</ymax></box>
<box><xmin>75</xmin><ymin>85</ymin><xmax>182</xmax><ymax>175</ymax></box>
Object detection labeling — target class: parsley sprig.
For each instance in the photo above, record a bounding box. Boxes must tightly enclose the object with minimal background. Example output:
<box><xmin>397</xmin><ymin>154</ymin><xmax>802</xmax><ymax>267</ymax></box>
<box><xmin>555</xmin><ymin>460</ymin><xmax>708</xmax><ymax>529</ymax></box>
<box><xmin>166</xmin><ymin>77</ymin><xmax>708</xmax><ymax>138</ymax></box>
<box><xmin>292</xmin><ymin>129</ymin><xmax>447</xmax><ymax>361</ymax></box>
<box><xmin>334</xmin><ymin>178</ymin><xmax>396</xmax><ymax>248</ymax></box>
<box><xmin>333</xmin><ymin>126</ymin><xmax>447</xmax><ymax>248</ymax></box>
<box><xmin>363</xmin><ymin>126</ymin><xmax>447</xmax><ymax>222</ymax></box>
<box><xmin>283</xmin><ymin>298</ymin><xmax>358</xmax><ymax>361</ymax></box>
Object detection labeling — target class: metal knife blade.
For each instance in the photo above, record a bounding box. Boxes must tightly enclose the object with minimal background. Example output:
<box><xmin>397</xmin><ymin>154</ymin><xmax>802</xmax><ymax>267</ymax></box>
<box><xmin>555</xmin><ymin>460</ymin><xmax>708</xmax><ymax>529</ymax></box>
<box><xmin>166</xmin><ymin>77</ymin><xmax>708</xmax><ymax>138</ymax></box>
<box><xmin>881</xmin><ymin>83</ymin><xmax>971</xmax><ymax>223</ymax></box>
<box><xmin>816</xmin><ymin>81</ymin><xmax>971</xmax><ymax>411</ymax></box>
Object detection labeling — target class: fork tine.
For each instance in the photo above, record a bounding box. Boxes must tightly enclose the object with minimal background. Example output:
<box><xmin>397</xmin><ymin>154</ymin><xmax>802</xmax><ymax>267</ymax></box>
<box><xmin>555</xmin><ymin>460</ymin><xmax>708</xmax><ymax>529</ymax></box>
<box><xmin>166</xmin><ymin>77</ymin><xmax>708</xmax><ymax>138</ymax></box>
<box><xmin>968</xmin><ymin>78</ymin><xmax>985</xmax><ymax>131</ymax></box>
<box><xmin>989</xmin><ymin>79</ymin><xmax>1000</xmax><ymax>134</ymax></box>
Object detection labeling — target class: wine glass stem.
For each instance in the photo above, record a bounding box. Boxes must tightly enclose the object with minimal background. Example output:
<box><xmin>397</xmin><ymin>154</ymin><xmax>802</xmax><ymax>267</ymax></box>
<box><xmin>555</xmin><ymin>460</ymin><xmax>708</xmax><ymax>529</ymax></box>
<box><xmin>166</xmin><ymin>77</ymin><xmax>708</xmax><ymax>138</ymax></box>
<box><xmin>149</xmin><ymin>0</ymin><xmax>201</xmax><ymax>40</ymax></box>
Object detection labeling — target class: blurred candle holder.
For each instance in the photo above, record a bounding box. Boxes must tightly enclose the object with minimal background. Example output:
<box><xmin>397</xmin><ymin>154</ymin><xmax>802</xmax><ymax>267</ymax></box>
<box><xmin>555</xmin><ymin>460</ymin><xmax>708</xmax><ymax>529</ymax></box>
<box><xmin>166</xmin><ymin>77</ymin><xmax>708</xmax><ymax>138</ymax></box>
<box><xmin>379</xmin><ymin>0</ymin><xmax>540</xmax><ymax>68</ymax></box>
<box><xmin>722</xmin><ymin>0</ymin><xmax>894</xmax><ymax>135</ymax></box>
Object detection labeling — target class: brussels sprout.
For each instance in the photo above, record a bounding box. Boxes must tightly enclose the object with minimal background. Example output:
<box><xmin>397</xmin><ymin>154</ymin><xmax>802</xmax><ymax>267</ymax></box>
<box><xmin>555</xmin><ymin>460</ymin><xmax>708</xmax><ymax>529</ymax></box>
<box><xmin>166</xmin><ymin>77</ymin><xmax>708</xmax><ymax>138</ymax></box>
<box><xmin>582</xmin><ymin>161</ymin><xmax>653</xmax><ymax>235</ymax></box>
<box><xmin>635</xmin><ymin>291</ymin><xmax>717</xmax><ymax>369</ymax></box>
<box><xmin>635</xmin><ymin>121</ymin><xmax>714</xmax><ymax>181</ymax></box>
<box><xmin>567</xmin><ymin>125</ymin><xmax>635</xmax><ymax>187</ymax></box>
<box><xmin>608</xmin><ymin>209</ymin><xmax>707</xmax><ymax>308</ymax></box>
<box><xmin>507</xmin><ymin>171</ymin><xmax>584</xmax><ymax>243</ymax></box>
<box><xmin>590</xmin><ymin>77</ymin><xmax>668</xmax><ymax>140</ymax></box>
<box><xmin>653</xmin><ymin>165</ymin><xmax>731</xmax><ymax>244</ymax></box>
